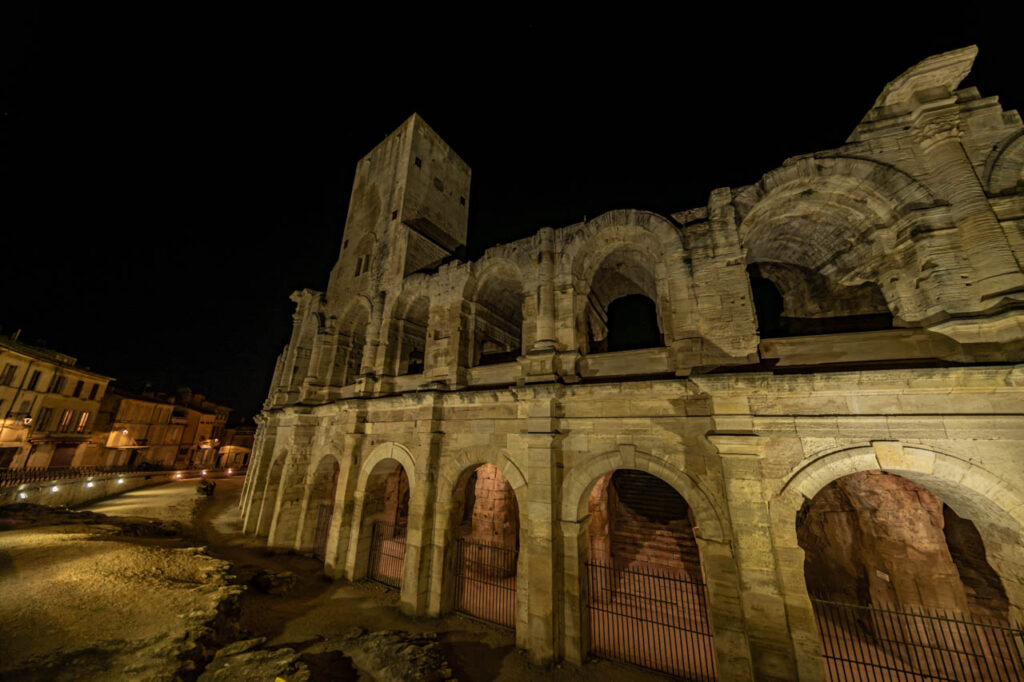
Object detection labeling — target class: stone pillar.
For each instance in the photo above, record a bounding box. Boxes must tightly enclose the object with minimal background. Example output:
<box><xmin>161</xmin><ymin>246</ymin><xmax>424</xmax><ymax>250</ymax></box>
<box><xmin>911</xmin><ymin>103</ymin><xmax>1024</xmax><ymax>302</ymax></box>
<box><xmin>323</xmin><ymin>449</ymin><xmax>358</xmax><ymax>578</ymax></box>
<box><xmin>522</xmin><ymin>388</ymin><xmax>563</xmax><ymax>663</ymax></box>
<box><xmin>268</xmin><ymin>420</ymin><xmax>317</xmax><ymax>549</ymax></box>
<box><xmin>560</xmin><ymin>517</ymin><xmax>589</xmax><ymax>664</ymax></box>
<box><xmin>399</xmin><ymin>398</ymin><xmax>443</xmax><ymax>616</ymax></box>
<box><xmin>533</xmin><ymin>227</ymin><xmax>557</xmax><ymax>350</ymax></box>
<box><xmin>710</xmin><ymin>428</ymin><xmax>805</xmax><ymax>681</ymax></box>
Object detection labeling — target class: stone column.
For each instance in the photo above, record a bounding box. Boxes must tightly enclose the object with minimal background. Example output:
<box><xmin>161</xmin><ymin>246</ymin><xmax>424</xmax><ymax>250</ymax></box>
<box><xmin>522</xmin><ymin>388</ymin><xmax>563</xmax><ymax>663</ymax></box>
<box><xmin>911</xmin><ymin>103</ymin><xmax>1024</xmax><ymax>302</ymax></box>
<box><xmin>559</xmin><ymin>517</ymin><xmax>590</xmax><ymax>664</ymax></box>
<box><xmin>534</xmin><ymin>227</ymin><xmax>557</xmax><ymax>350</ymax></box>
<box><xmin>710</xmin><ymin>426</ymin><xmax>805</xmax><ymax>681</ymax></box>
<box><xmin>399</xmin><ymin>397</ymin><xmax>443</xmax><ymax>616</ymax></box>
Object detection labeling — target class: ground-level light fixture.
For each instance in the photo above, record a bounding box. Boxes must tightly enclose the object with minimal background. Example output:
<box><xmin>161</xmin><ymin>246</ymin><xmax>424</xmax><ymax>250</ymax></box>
<box><xmin>18</xmin><ymin>492</ymin><xmax>27</xmax><ymax>499</ymax></box>
<box><xmin>227</xmin><ymin>468</ymin><xmax>233</xmax><ymax>475</ymax></box>
<box><xmin>117</xmin><ymin>478</ymin><xmax>124</xmax><ymax>484</ymax></box>
<box><xmin>201</xmin><ymin>470</ymin><xmax>207</xmax><ymax>476</ymax></box>
<box><xmin>86</xmin><ymin>481</ymin><xmax>94</xmax><ymax>488</ymax></box>
<box><xmin>122</xmin><ymin>429</ymin><xmax>128</xmax><ymax>435</ymax></box>
<box><xmin>174</xmin><ymin>472</ymin><xmax>182</xmax><ymax>479</ymax></box>
<box><xmin>51</xmin><ymin>486</ymin><xmax>58</xmax><ymax>493</ymax></box>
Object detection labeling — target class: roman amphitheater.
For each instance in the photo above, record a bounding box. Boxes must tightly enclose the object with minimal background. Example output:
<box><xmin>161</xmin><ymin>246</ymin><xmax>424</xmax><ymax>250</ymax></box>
<box><xmin>239</xmin><ymin>47</ymin><xmax>1024</xmax><ymax>680</ymax></box>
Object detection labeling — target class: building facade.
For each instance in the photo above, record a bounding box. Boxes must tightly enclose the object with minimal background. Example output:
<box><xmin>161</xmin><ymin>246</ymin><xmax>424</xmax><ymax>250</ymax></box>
<box><xmin>0</xmin><ymin>332</ymin><xmax>112</xmax><ymax>469</ymax></box>
<box><xmin>80</xmin><ymin>388</ymin><xmax>187</xmax><ymax>468</ymax></box>
<box><xmin>239</xmin><ymin>48</ymin><xmax>1024</xmax><ymax>680</ymax></box>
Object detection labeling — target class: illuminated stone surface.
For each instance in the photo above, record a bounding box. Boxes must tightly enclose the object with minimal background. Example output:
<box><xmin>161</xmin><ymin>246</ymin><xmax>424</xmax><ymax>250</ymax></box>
<box><xmin>239</xmin><ymin>47</ymin><xmax>1024</xmax><ymax>680</ymax></box>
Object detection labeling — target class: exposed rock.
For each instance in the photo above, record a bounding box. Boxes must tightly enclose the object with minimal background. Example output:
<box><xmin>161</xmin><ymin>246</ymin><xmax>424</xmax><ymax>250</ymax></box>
<box><xmin>199</xmin><ymin>638</ymin><xmax>310</xmax><ymax>682</ymax></box>
<box><xmin>248</xmin><ymin>568</ymin><xmax>297</xmax><ymax>595</ymax></box>
<box><xmin>335</xmin><ymin>628</ymin><xmax>455</xmax><ymax>682</ymax></box>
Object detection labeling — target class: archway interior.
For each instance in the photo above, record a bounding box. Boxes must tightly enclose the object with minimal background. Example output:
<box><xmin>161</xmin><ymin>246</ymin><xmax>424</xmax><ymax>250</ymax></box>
<box><xmin>585</xmin><ymin>247</ymin><xmax>663</xmax><ymax>353</ymax></box>
<box><xmin>472</xmin><ymin>274</ymin><xmax>523</xmax><ymax>366</ymax></box>
<box><xmin>583</xmin><ymin>469</ymin><xmax>715</xmax><ymax>679</ymax></box>
<box><xmin>305</xmin><ymin>456</ymin><xmax>340</xmax><ymax>556</ymax></box>
<box><xmin>450</xmin><ymin>463</ymin><xmax>520</xmax><ymax>628</ymax></box>
<box><xmin>362</xmin><ymin>460</ymin><xmax>410</xmax><ymax>587</ymax></box>
<box><xmin>587</xmin><ymin>469</ymin><xmax>701</xmax><ymax>579</ymax></box>
<box><xmin>394</xmin><ymin>295</ymin><xmax>429</xmax><ymax>375</ymax></box>
<box><xmin>746</xmin><ymin>262</ymin><xmax>892</xmax><ymax>338</ymax></box>
<box><xmin>797</xmin><ymin>470</ymin><xmax>1008</xmax><ymax>620</ymax></box>
<box><xmin>335</xmin><ymin>303</ymin><xmax>370</xmax><ymax>386</ymax></box>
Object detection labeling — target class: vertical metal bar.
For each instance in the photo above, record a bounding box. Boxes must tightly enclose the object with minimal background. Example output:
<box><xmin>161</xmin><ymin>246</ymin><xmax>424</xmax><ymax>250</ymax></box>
<box><xmin>941</xmin><ymin>608</ymin><xmax>974</xmax><ymax>682</ymax></box>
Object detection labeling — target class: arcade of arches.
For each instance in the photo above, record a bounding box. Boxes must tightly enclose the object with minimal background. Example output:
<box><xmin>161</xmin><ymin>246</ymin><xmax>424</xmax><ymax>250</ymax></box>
<box><xmin>243</xmin><ymin>48</ymin><xmax>1024</xmax><ymax>681</ymax></box>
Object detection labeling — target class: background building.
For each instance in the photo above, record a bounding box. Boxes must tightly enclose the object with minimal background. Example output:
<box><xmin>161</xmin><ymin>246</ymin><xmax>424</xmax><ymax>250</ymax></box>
<box><xmin>79</xmin><ymin>388</ymin><xmax>187</xmax><ymax>468</ymax></box>
<box><xmin>0</xmin><ymin>331</ymin><xmax>112</xmax><ymax>469</ymax></box>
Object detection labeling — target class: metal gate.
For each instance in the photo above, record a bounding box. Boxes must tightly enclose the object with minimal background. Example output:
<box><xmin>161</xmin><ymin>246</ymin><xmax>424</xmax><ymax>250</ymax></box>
<box><xmin>813</xmin><ymin>598</ymin><xmax>1024</xmax><ymax>681</ymax></box>
<box><xmin>453</xmin><ymin>538</ymin><xmax>517</xmax><ymax>628</ymax></box>
<box><xmin>586</xmin><ymin>560</ymin><xmax>716</xmax><ymax>680</ymax></box>
<box><xmin>312</xmin><ymin>503</ymin><xmax>333</xmax><ymax>560</ymax></box>
<box><xmin>367</xmin><ymin>521</ymin><xmax>406</xmax><ymax>589</ymax></box>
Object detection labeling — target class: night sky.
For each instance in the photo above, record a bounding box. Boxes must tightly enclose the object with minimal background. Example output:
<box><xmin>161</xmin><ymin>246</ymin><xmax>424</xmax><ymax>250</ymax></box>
<box><xmin>2</xmin><ymin>8</ymin><xmax>1020</xmax><ymax>422</ymax></box>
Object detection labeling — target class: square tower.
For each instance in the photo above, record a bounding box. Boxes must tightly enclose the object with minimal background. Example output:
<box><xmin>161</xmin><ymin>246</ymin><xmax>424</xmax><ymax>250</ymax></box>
<box><xmin>327</xmin><ymin>114</ymin><xmax>471</xmax><ymax>303</ymax></box>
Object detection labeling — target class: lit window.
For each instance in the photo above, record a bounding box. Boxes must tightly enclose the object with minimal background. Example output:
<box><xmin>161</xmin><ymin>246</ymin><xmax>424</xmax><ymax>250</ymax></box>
<box><xmin>57</xmin><ymin>409</ymin><xmax>74</xmax><ymax>433</ymax></box>
<box><xmin>76</xmin><ymin>412</ymin><xmax>90</xmax><ymax>433</ymax></box>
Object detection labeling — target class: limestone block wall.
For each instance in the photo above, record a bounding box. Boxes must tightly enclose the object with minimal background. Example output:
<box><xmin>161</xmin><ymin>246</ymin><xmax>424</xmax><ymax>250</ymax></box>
<box><xmin>243</xmin><ymin>48</ymin><xmax>1024</xmax><ymax>681</ymax></box>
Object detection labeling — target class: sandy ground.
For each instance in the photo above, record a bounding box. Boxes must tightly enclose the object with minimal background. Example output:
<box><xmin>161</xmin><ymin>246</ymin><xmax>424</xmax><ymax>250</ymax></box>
<box><xmin>0</xmin><ymin>490</ymin><xmax>239</xmax><ymax>681</ymax></box>
<box><xmin>4</xmin><ymin>477</ymin><xmax>666</xmax><ymax>681</ymax></box>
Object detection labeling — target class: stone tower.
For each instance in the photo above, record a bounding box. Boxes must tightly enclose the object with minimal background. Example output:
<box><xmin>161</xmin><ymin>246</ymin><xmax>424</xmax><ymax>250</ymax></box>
<box><xmin>326</xmin><ymin>113</ymin><xmax>471</xmax><ymax>309</ymax></box>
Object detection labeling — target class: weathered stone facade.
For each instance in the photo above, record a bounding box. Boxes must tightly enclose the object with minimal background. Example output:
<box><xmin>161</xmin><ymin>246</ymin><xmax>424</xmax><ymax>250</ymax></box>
<box><xmin>239</xmin><ymin>47</ymin><xmax>1024</xmax><ymax>680</ymax></box>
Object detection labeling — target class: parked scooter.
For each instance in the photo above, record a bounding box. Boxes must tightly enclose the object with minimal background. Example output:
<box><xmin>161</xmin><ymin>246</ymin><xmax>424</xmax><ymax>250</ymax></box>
<box><xmin>196</xmin><ymin>479</ymin><xmax>216</xmax><ymax>496</ymax></box>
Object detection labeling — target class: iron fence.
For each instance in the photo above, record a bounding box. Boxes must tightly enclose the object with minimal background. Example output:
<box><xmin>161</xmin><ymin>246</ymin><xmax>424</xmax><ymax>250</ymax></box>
<box><xmin>453</xmin><ymin>538</ymin><xmax>517</xmax><ymax>629</ymax></box>
<box><xmin>812</xmin><ymin>598</ymin><xmax>1024</xmax><ymax>681</ymax></box>
<box><xmin>586</xmin><ymin>560</ymin><xmax>716</xmax><ymax>681</ymax></box>
<box><xmin>367</xmin><ymin>520</ymin><xmax>406</xmax><ymax>589</ymax></box>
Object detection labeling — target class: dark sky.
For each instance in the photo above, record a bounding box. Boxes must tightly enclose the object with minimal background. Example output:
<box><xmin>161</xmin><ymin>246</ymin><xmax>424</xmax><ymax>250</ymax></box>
<box><xmin>2</xmin><ymin>8</ymin><xmax>1021</xmax><ymax>421</ymax></box>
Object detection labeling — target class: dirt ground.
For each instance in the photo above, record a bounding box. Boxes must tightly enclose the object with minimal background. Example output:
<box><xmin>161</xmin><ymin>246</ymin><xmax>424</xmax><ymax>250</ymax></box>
<box><xmin>0</xmin><ymin>489</ymin><xmax>240</xmax><ymax>681</ymax></box>
<box><xmin>5</xmin><ymin>476</ymin><xmax>666</xmax><ymax>681</ymax></box>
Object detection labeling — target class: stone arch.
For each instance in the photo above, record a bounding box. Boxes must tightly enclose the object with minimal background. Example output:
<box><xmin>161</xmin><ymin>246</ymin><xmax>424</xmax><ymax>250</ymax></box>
<box><xmin>296</xmin><ymin>452</ymin><xmax>342</xmax><ymax>554</ymax></box>
<box><xmin>385</xmin><ymin>278</ymin><xmax>432</xmax><ymax>376</ymax></box>
<box><xmin>333</xmin><ymin>295</ymin><xmax>372</xmax><ymax>386</ymax></box>
<box><xmin>735</xmin><ymin>156</ymin><xmax>937</xmax><ymax>328</ymax></box>
<box><xmin>560</xmin><ymin>445</ymin><xmax>725</xmax><ymax>541</ymax></box>
<box><xmin>465</xmin><ymin>258</ymin><xmax>527</xmax><ymax>366</ymax></box>
<box><xmin>558</xmin><ymin>444</ymin><xmax>745</xmax><ymax>675</ymax></box>
<box><xmin>985</xmin><ymin>130</ymin><xmax>1024</xmax><ymax>196</ymax></box>
<box><xmin>565</xmin><ymin>211</ymin><xmax>686</xmax><ymax>353</ymax></box>
<box><xmin>770</xmin><ymin>441</ymin><xmax>1024</xmax><ymax>675</ymax></box>
<box><xmin>428</xmin><ymin>449</ymin><xmax>529</xmax><ymax>636</ymax></box>
<box><xmin>345</xmin><ymin>442</ymin><xmax>416</xmax><ymax>582</ymax></box>
<box><xmin>255</xmin><ymin>449</ymin><xmax>287</xmax><ymax>537</ymax></box>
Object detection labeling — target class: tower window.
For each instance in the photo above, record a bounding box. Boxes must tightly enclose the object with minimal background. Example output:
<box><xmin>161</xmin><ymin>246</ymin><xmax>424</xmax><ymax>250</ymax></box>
<box><xmin>392</xmin><ymin>210</ymin><xmax>398</xmax><ymax>220</ymax></box>
<box><xmin>414</xmin><ymin>157</ymin><xmax>422</xmax><ymax>168</ymax></box>
<box><xmin>460</xmin><ymin>196</ymin><xmax>466</xmax><ymax>206</ymax></box>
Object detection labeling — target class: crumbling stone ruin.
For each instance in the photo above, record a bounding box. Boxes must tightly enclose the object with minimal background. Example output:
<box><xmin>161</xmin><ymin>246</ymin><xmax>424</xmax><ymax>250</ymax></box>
<box><xmin>239</xmin><ymin>47</ymin><xmax>1024</xmax><ymax>680</ymax></box>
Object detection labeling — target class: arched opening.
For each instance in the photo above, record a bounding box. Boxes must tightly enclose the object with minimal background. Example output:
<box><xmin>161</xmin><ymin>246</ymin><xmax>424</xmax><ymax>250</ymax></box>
<box><xmin>391</xmin><ymin>294</ymin><xmax>429</xmax><ymax>376</ymax></box>
<box><xmin>334</xmin><ymin>302</ymin><xmax>370</xmax><ymax>386</ymax></box>
<box><xmin>798</xmin><ymin>470</ymin><xmax>1019</xmax><ymax>680</ymax></box>
<box><xmin>301</xmin><ymin>456</ymin><xmax>340</xmax><ymax>560</ymax></box>
<box><xmin>447</xmin><ymin>463</ymin><xmax>521</xmax><ymax>628</ymax></box>
<box><xmin>584</xmin><ymin>469</ymin><xmax>715</xmax><ymax>679</ymax></box>
<box><xmin>355</xmin><ymin>459</ymin><xmax>410</xmax><ymax>589</ymax></box>
<box><xmin>255</xmin><ymin>454</ymin><xmax>286</xmax><ymax>537</ymax></box>
<box><xmin>747</xmin><ymin>263</ymin><xmax>893</xmax><ymax>337</ymax></box>
<box><xmin>584</xmin><ymin>246</ymin><xmax>664</xmax><ymax>354</ymax></box>
<box><xmin>470</xmin><ymin>270</ymin><xmax>524</xmax><ymax>367</ymax></box>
